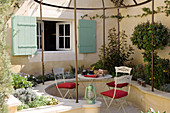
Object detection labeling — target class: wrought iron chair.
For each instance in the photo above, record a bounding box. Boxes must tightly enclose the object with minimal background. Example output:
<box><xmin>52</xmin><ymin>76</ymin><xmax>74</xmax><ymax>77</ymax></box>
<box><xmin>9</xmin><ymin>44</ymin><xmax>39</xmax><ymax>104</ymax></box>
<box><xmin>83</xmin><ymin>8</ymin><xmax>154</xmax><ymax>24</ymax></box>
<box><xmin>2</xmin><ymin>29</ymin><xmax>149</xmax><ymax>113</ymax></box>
<box><xmin>100</xmin><ymin>75</ymin><xmax>133</xmax><ymax>113</ymax></box>
<box><xmin>106</xmin><ymin>66</ymin><xmax>132</xmax><ymax>88</ymax></box>
<box><xmin>53</xmin><ymin>68</ymin><xmax>76</xmax><ymax>99</ymax></box>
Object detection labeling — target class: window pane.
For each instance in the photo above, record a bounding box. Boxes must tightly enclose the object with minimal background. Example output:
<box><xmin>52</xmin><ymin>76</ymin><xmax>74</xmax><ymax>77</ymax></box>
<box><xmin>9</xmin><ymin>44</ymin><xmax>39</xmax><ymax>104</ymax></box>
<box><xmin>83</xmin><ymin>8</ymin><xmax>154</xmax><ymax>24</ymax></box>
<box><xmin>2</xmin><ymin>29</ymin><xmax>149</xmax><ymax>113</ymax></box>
<box><xmin>37</xmin><ymin>23</ymin><xmax>39</xmax><ymax>35</ymax></box>
<box><xmin>37</xmin><ymin>22</ymin><xmax>42</xmax><ymax>49</ymax></box>
<box><xmin>59</xmin><ymin>25</ymin><xmax>64</xmax><ymax>36</ymax></box>
<box><xmin>65</xmin><ymin>37</ymin><xmax>70</xmax><ymax>48</ymax></box>
<box><xmin>40</xmin><ymin>37</ymin><xmax>42</xmax><ymax>49</ymax></box>
<box><xmin>37</xmin><ymin>36</ymin><xmax>39</xmax><ymax>49</ymax></box>
<box><xmin>65</xmin><ymin>24</ymin><xmax>70</xmax><ymax>36</ymax></box>
<box><xmin>59</xmin><ymin>37</ymin><xmax>64</xmax><ymax>48</ymax></box>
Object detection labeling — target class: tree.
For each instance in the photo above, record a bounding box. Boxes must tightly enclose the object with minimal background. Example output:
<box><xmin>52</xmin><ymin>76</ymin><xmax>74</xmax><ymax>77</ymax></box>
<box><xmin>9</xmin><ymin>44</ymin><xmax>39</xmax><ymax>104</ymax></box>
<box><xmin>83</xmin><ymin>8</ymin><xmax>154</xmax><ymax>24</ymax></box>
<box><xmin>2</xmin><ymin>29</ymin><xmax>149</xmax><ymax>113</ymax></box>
<box><xmin>0</xmin><ymin>0</ymin><xmax>21</xmax><ymax>112</ymax></box>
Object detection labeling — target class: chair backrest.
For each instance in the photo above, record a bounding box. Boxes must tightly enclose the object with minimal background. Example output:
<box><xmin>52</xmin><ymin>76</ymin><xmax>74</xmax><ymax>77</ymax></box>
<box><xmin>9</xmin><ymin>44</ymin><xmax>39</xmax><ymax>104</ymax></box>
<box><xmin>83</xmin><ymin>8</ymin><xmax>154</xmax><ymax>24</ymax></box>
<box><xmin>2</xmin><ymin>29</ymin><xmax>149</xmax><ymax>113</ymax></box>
<box><xmin>114</xmin><ymin>75</ymin><xmax>133</xmax><ymax>95</ymax></box>
<box><xmin>115</xmin><ymin>66</ymin><xmax>132</xmax><ymax>76</ymax></box>
<box><xmin>53</xmin><ymin>68</ymin><xmax>65</xmax><ymax>84</ymax></box>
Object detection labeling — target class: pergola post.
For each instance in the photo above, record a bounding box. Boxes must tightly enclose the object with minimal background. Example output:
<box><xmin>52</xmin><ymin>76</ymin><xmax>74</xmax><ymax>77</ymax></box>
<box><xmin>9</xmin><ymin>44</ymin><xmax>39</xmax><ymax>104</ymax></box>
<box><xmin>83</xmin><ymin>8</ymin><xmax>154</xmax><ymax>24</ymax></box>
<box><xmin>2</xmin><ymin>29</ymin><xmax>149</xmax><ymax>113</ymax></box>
<box><xmin>74</xmin><ymin>0</ymin><xmax>79</xmax><ymax>103</ymax></box>
<box><xmin>117</xmin><ymin>5</ymin><xmax>120</xmax><ymax>66</ymax></box>
<box><xmin>40</xmin><ymin>0</ymin><xmax>45</xmax><ymax>85</ymax></box>
<box><xmin>151</xmin><ymin>0</ymin><xmax>154</xmax><ymax>92</ymax></box>
<box><xmin>102</xmin><ymin>0</ymin><xmax>106</xmax><ymax>68</ymax></box>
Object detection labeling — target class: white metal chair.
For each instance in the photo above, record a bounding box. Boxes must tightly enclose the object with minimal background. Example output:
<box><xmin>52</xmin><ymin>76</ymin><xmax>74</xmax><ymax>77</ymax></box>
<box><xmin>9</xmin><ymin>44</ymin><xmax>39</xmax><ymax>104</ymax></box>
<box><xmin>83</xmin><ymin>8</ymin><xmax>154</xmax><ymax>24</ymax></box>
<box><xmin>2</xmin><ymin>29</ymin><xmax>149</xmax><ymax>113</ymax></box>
<box><xmin>106</xmin><ymin>66</ymin><xmax>132</xmax><ymax>88</ymax></box>
<box><xmin>101</xmin><ymin>75</ymin><xmax>133</xmax><ymax>113</ymax></box>
<box><xmin>53</xmin><ymin>68</ymin><xmax>76</xmax><ymax>99</ymax></box>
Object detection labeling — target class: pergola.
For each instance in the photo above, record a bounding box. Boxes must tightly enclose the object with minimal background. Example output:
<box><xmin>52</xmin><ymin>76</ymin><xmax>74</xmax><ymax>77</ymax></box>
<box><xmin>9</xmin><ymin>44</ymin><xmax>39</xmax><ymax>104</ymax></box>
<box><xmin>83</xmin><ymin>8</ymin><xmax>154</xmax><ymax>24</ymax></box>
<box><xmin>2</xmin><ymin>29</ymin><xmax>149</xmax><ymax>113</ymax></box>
<box><xmin>34</xmin><ymin>0</ymin><xmax>155</xmax><ymax>103</ymax></box>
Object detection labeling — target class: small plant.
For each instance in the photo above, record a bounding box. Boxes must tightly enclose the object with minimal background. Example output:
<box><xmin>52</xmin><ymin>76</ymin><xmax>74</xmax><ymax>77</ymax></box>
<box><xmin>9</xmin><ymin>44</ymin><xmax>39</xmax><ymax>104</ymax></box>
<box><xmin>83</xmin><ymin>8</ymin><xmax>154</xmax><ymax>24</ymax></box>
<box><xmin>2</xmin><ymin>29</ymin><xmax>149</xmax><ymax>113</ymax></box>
<box><xmin>141</xmin><ymin>107</ymin><xmax>166</xmax><ymax>113</ymax></box>
<box><xmin>17</xmin><ymin>103</ymin><xmax>29</xmax><ymax>111</ymax></box>
<box><xmin>45</xmin><ymin>73</ymin><xmax>55</xmax><ymax>80</ymax></box>
<box><xmin>19</xmin><ymin>73</ymin><xmax>38</xmax><ymax>87</ymax></box>
<box><xmin>70</xmin><ymin>65</ymin><xmax>85</xmax><ymax>75</ymax></box>
<box><xmin>132</xmin><ymin>64</ymin><xmax>145</xmax><ymax>81</ymax></box>
<box><xmin>13</xmin><ymin>88</ymin><xmax>58</xmax><ymax>111</ymax></box>
<box><xmin>12</xmin><ymin>73</ymin><xmax>33</xmax><ymax>89</ymax></box>
<box><xmin>91</xmin><ymin>60</ymin><xmax>104</xmax><ymax>70</ymax></box>
<box><xmin>28</xmin><ymin>96</ymin><xmax>58</xmax><ymax>108</ymax></box>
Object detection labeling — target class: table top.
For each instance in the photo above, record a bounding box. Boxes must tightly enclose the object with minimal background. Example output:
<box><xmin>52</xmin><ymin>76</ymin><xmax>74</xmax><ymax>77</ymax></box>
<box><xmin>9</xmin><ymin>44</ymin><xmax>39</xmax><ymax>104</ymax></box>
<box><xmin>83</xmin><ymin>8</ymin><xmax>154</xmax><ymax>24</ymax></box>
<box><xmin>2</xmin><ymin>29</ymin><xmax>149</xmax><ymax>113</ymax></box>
<box><xmin>78</xmin><ymin>74</ymin><xmax>112</xmax><ymax>80</ymax></box>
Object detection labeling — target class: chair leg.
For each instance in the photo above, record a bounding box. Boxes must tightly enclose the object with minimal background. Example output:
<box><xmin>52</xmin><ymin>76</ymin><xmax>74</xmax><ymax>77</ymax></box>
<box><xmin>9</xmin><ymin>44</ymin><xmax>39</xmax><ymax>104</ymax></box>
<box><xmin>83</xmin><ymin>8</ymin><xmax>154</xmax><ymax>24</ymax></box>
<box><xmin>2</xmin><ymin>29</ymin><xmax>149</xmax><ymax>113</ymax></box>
<box><xmin>57</xmin><ymin>88</ymin><xmax>64</xmax><ymax>98</ymax></box>
<box><xmin>63</xmin><ymin>90</ymin><xmax>70</xmax><ymax>98</ymax></box>
<box><xmin>102</xmin><ymin>96</ymin><xmax>117</xmax><ymax>113</ymax></box>
<box><xmin>117</xmin><ymin>100</ymin><xmax>126</xmax><ymax>113</ymax></box>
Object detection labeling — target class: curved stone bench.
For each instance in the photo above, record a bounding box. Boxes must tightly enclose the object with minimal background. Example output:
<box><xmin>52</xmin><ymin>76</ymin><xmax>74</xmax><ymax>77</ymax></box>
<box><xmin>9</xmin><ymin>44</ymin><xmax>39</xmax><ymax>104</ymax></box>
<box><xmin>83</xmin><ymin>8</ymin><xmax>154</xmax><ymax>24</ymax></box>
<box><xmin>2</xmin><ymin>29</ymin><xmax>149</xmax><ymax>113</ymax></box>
<box><xmin>45</xmin><ymin>79</ymin><xmax>170</xmax><ymax>113</ymax></box>
<box><xmin>127</xmin><ymin>81</ymin><xmax>170</xmax><ymax>113</ymax></box>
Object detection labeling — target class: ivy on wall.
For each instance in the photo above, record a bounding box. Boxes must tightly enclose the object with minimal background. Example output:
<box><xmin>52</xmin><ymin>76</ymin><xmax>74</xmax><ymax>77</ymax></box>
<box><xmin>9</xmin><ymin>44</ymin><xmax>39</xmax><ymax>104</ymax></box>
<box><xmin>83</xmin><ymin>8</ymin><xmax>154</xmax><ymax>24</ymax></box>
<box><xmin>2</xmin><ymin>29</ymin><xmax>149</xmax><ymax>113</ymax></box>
<box><xmin>81</xmin><ymin>0</ymin><xmax>170</xmax><ymax>20</ymax></box>
<box><xmin>0</xmin><ymin>0</ymin><xmax>21</xmax><ymax>112</ymax></box>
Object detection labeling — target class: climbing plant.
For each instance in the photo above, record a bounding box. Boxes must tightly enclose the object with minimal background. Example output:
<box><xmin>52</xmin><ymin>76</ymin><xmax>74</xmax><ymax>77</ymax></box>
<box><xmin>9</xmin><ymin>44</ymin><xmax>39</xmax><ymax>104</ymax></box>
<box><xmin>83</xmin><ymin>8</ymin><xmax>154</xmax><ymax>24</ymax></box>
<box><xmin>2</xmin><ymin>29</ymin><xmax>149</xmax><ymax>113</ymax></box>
<box><xmin>81</xmin><ymin>0</ymin><xmax>170</xmax><ymax>20</ymax></box>
<box><xmin>0</xmin><ymin>0</ymin><xmax>22</xmax><ymax>112</ymax></box>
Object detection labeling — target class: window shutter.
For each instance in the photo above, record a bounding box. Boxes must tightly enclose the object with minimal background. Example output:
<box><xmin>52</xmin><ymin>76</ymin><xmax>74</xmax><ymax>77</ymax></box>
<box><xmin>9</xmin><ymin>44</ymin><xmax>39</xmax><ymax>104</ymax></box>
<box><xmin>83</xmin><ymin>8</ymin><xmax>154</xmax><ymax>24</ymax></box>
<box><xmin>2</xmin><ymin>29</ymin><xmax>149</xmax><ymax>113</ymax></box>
<box><xmin>12</xmin><ymin>15</ymin><xmax>37</xmax><ymax>56</ymax></box>
<box><xmin>78</xmin><ymin>19</ymin><xmax>96</xmax><ymax>53</ymax></box>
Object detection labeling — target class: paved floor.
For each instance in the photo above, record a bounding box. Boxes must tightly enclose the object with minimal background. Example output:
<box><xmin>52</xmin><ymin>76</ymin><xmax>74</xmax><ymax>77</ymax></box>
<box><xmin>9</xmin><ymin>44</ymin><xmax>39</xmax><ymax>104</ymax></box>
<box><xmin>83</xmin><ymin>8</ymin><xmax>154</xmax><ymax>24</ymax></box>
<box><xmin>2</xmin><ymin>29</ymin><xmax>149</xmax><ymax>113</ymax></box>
<box><xmin>97</xmin><ymin>97</ymin><xmax>141</xmax><ymax>113</ymax></box>
<box><xmin>33</xmin><ymin>80</ymin><xmax>142</xmax><ymax>113</ymax></box>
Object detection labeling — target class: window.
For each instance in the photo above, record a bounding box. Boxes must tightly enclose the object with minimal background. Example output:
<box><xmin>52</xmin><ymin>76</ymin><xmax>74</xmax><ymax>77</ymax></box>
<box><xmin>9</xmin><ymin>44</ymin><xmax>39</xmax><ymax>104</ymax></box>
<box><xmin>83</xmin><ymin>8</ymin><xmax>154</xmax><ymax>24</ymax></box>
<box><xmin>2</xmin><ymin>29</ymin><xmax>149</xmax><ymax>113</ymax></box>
<box><xmin>37</xmin><ymin>21</ymin><xmax>71</xmax><ymax>51</ymax></box>
<box><xmin>37</xmin><ymin>22</ymin><xmax>44</xmax><ymax>50</ymax></box>
<box><xmin>11</xmin><ymin>15</ymin><xmax>96</xmax><ymax>56</ymax></box>
<box><xmin>56</xmin><ymin>23</ymin><xmax>71</xmax><ymax>50</ymax></box>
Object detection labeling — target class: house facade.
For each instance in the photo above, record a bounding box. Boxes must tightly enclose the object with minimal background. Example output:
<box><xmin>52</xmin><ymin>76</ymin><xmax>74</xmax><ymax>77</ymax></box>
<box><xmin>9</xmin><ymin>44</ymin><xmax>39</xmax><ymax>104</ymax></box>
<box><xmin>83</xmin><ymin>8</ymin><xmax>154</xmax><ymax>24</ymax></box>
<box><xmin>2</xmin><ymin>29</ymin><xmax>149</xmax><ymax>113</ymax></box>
<box><xmin>8</xmin><ymin>0</ymin><xmax>170</xmax><ymax>75</ymax></box>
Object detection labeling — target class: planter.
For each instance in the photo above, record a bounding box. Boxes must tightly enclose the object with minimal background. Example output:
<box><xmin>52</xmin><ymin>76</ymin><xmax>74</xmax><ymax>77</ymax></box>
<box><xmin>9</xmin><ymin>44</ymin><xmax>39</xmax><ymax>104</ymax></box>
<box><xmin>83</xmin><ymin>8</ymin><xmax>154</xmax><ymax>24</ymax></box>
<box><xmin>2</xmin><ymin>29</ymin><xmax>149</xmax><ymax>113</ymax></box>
<box><xmin>7</xmin><ymin>95</ymin><xmax>21</xmax><ymax>113</ymax></box>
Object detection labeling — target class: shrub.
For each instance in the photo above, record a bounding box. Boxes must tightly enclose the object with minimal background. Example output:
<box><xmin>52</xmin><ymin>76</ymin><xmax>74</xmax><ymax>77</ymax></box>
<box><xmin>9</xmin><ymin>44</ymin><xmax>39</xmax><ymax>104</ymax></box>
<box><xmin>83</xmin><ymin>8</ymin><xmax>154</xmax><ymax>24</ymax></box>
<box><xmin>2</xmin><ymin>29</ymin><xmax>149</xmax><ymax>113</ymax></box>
<box><xmin>13</xmin><ymin>88</ymin><xmax>37</xmax><ymax>104</ymax></box>
<box><xmin>131</xmin><ymin>21</ymin><xmax>170</xmax><ymax>91</ymax></box>
<box><xmin>160</xmin><ymin>84</ymin><xmax>170</xmax><ymax>93</ymax></box>
<box><xmin>131</xmin><ymin>22</ymin><xmax>169</xmax><ymax>60</ymax></box>
<box><xmin>131</xmin><ymin>21</ymin><xmax>169</xmax><ymax>63</ymax></box>
<box><xmin>90</xmin><ymin>60</ymin><xmax>104</xmax><ymax>70</ymax></box>
<box><xmin>12</xmin><ymin>73</ymin><xmax>33</xmax><ymax>89</ymax></box>
<box><xmin>93</xmin><ymin>27</ymin><xmax>134</xmax><ymax>75</ymax></box>
<box><xmin>133</xmin><ymin>58</ymin><xmax>170</xmax><ymax>91</ymax></box>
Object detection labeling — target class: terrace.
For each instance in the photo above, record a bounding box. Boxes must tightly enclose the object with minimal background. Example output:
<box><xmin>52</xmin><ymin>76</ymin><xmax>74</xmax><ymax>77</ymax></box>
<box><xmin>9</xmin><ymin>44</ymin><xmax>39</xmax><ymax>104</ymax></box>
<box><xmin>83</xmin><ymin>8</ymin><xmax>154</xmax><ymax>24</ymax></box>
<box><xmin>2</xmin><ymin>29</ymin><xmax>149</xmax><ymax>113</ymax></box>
<box><xmin>0</xmin><ymin>0</ymin><xmax>170</xmax><ymax>113</ymax></box>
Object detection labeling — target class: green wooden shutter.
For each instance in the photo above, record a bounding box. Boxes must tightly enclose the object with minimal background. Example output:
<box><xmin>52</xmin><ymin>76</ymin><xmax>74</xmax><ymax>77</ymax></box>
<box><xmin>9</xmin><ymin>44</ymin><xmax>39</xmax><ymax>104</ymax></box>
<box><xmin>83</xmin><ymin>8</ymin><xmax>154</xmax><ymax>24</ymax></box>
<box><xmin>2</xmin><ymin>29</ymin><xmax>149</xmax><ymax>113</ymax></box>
<box><xmin>12</xmin><ymin>15</ymin><xmax>37</xmax><ymax>56</ymax></box>
<box><xmin>78</xmin><ymin>19</ymin><xmax>96</xmax><ymax>53</ymax></box>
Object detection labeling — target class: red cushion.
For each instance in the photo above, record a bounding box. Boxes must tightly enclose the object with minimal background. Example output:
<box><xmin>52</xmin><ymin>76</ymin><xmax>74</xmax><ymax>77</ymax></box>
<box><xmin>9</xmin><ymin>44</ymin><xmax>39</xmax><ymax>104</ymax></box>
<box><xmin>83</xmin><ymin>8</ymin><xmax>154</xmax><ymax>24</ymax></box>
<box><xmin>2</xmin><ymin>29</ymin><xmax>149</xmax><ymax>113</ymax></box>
<box><xmin>84</xmin><ymin>75</ymin><xmax>99</xmax><ymax>78</ymax></box>
<box><xmin>106</xmin><ymin>81</ymin><xmax>128</xmax><ymax>88</ymax></box>
<box><xmin>100</xmin><ymin>89</ymin><xmax>128</xmax><ymax>99</ymax></box>
<box><xmin>57</xmin><ymin>82</ymin><xmax>77</xmax><ymax>89</ymax></box>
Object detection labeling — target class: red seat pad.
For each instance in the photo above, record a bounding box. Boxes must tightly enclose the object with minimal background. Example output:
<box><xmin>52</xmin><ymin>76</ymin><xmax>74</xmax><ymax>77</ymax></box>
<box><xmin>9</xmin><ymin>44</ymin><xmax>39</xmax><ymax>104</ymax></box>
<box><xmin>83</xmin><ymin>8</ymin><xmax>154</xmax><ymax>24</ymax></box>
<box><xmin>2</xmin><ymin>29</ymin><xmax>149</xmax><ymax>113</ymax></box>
<box><xmin>101</xmin><ymin>89</ymin><xmax>128</xmax><ymax>99</ymax></box>
<box><xmin>84</xmin><ymin>75</ymin><xmax>99</xmax><ymax>78</ymax></box>
<box><xmin>106</xmin><ymin>81</ymin><xmax>128</xmax><ymax>88</ymax></box>
<box><xmin>57</xmin><ymin>82</ymin><xmax>77</xmax><ymax>89</ymax></box>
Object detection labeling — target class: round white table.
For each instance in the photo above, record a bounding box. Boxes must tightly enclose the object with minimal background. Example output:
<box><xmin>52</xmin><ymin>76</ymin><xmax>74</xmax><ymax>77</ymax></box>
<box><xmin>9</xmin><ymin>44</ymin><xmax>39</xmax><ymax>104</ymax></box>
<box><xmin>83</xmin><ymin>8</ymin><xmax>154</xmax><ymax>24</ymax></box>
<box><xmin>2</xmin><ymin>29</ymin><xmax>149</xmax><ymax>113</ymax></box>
<box><xmin>78</xmin><ymin>74</ymin><xmax>112</xmax><ymax>82</ymax></box>
<box><xmin>78</xmin><ymin>74</ymin><xmax>112</xmax><ymax>96</ymax></box>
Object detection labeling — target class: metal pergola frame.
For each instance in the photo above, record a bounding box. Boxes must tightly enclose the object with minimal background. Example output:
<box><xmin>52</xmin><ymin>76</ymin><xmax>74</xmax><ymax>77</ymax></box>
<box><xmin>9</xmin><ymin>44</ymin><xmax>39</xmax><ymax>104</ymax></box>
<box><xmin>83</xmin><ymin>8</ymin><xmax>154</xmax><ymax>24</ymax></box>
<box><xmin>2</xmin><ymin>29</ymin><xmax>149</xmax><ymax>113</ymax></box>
<box><xmin>36</xmin><ymin>0</ymin><xmax>155</xmax><ymax>103</ymax></box>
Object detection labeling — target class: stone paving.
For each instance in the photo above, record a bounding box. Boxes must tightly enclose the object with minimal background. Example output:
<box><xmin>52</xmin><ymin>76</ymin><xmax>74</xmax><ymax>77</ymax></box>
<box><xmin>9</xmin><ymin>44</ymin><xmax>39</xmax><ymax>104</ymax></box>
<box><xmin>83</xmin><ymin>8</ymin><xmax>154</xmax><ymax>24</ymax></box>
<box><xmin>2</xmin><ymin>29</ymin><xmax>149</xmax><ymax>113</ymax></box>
<box><xmin>33</xmin><ymin>80</ymin><xmax>142</xmax><ymax>113</ymax></box>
